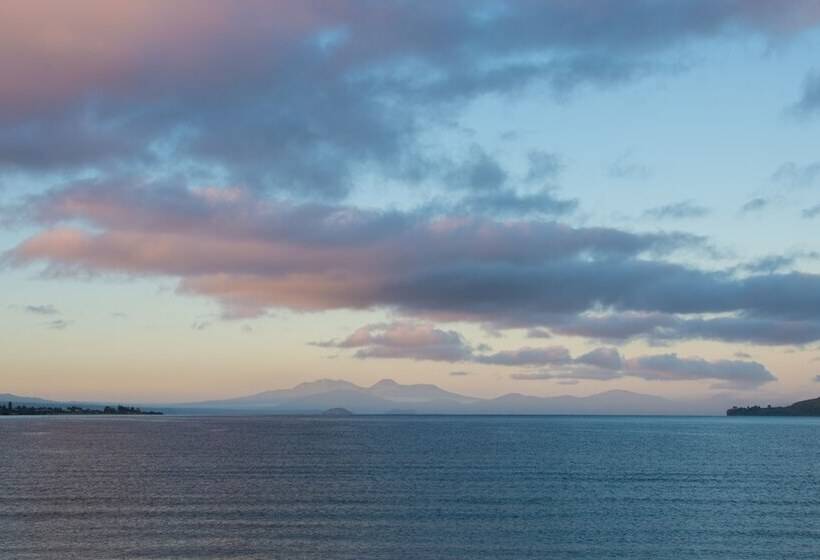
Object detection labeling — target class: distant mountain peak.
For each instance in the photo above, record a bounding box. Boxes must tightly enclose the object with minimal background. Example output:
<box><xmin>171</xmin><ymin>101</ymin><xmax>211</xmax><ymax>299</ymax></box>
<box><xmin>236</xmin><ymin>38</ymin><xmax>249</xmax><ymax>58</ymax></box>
<box><xmin>368</xmin><ymin>378</ymin><xmax>478</xmax><ymax>404</ymax></box>
<box><xmin>370</xmin><ymin>379</ymin><xmax>399</xmax><ymax>388</ymax></box>
<box><xmin>295</xmin><ymin>379</ymin><xmax>360</xmax><ymax>390</ymax></box>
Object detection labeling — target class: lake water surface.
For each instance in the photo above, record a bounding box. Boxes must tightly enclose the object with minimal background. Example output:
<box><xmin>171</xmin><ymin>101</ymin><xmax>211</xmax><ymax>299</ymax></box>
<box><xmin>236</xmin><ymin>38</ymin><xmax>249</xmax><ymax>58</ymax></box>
<box><xmin>3</xmin><ymin>415</ymin><xmax>820</xmax><ymax>559</ymax></box>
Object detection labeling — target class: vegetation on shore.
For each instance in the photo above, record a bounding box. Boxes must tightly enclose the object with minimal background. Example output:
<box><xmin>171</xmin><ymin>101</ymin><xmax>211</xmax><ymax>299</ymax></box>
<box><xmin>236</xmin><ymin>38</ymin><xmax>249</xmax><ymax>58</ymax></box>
<box><xmin>0</xmin><ymin>402</ymin><xmax>162</xmax><ymax>416</ymax></box>
<box><xmin>727</xmin><ymin>396</ymin><xmax>820</xmax><ymax>416</ymax></box>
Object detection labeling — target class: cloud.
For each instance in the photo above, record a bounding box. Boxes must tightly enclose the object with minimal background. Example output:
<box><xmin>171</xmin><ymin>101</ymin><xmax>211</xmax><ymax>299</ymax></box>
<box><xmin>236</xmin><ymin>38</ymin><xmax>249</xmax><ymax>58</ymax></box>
<box><xmin>526</xmin><ymin>328</ymin><xmax>552</xmax><ymax>339</ymax></box>
<box><xmin>511</xmin><ymin>367</ymin><xmax>623</xmax><ymax>382</ymax></box>
<box><xmin>449</xmin><ymin>370</ymin><xmax>472</xmax><ymax>377</ymax></box>
<box><xmin>740</xmin><ymin>198</ymin><xmax>769</xmax><ymax>213</ymax></box>
<box><xmin>548</xmin><ymin>311</ymin><xmax>820</xmax><ymax>346</ymax></box>
<box><xmin>459</xmin><ymin>188</ymin><xmax>578</xmax><ymax>217</ymax></box>
<box><xmin>24</xmin><ymin>304</ymin><xmax>58</xmax><ymax>315</ymax></box>
<box><xmin>438</xmin><ymin>146</ymin><xmax>575</xmax><ymax>217</ymax></box>
<box><xmin>512</xmin><ymin>351</ymin><xmax>775</xmax><ymax>389</ymax></box>
<box><xmin>445</xmin><ymin>146</ymin><xmax>507</xmax><ymax>192</ymax></box>
<box><xmin>475</xmin><ymin>346</ymin><xmax>571</xmax><ymax>367</ymax></box>
<box><xmin>815</xmin><ymin>374</ymin><xmax>820</xmax><ymax>382</ymax></box>
<box><xmin>323</xmin><ymin>322</ymin><xmax>775</xmax><ymax>388</ymax></box>
<box><xmin>576</xmin><ymin>347</ymin><xmax>623</xmax><ymax>370</ymax></box>
<box><xmin>46</xmin><ymin>319</ymin><xmax>71</xmax><ymax>330</ymax></box>
<box><xmin>608</xmin><ymin>154</ymin><xmax>651</xmax><ymax>181</ymax></box>
<box><xmin>791</xmin><ymin>70</ymin><xmax>820</xmax><ymax>116</ymax></box>
<box><xmin>1</xmin><ymin>0</ymin><xmax>819</xmax><ymax>195</ymax></box>
<box><xmin>744</xmin><ymin>255</ymin><xmax>796</xmax><ymax>273</ymax></box>
<box><xmin>625</xmin><ymin>353</ymin><xmax>775</xmax><ymax>389</ymax></box>
<box><xmin>526</xmin><ymin>151</ymin><xmax>564</xmax><ymax>183</ymax></box>
<box><xmin>743</xmin><ymin>251</ymin><xmax>819</xmax><ymax>273</ymax></box>
<box><xmin>315</xmin><ymin>321</ymin><xmax>474</xmax><ymax>362</ymax></box>
<box><xmin>8</xmin><ymin>179</ymin><xmax>820</xmax><ymax>345</ymax></box>
<box><xmin>772</xmin><ymin>161</ymin><xmax>820</xmax><ymax>188</ymax></box>
<box><xmin>803</xmin><ymin>204</ymin><xmax>820</xmax><ymax>219</ymax></box>
<box><xmin>644</xmin><ymin>200</ymin><xmax>709</xmax><ymax>220</ymax></box>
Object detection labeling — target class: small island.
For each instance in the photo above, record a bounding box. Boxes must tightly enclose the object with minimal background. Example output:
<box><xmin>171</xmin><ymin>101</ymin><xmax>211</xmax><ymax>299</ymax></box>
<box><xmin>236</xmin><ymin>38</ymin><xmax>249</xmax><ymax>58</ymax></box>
<box><xmin>321</xmin><ymin>407</ymin><xmax>354</xmax><ymax>417</ymax></box>
<box><xmin>0</xmin><ymin>402</ymin><xmax>162</xmax><ymax>416</ymax></box>
<box><xmin>727</xmin><ymin>396</ymin><xmax>820</xmax><ymax>416</ymax></box>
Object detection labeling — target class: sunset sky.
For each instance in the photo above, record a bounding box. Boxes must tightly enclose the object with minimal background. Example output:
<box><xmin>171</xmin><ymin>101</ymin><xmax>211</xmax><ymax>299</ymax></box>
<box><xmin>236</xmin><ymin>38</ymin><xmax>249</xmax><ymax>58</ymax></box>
<box><xmin>2</xmin><ymin>0</ymin><xmax>820</xmax><ymax>403</ymax></box>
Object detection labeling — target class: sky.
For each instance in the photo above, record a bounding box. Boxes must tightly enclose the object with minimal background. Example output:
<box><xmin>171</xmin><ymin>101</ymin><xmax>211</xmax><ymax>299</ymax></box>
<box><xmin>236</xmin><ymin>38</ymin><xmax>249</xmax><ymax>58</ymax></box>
<box><xmin>2</xmin><ymin>0</ymin><xmax>820</xmax><ymax>404</ymax></box>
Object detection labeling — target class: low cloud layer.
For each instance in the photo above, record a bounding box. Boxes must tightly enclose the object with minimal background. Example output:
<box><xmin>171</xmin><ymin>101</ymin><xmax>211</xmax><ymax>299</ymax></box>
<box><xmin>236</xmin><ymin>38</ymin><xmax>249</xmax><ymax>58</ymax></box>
<box><xmin>510</xmin><ymin>352</ymin><xmax>774</xmax><ymax>389</ymax></box>
<box><xmin>314</xmin><ymin>322</ymin><xmax>473</xmax><ymax>362</ymax></box>
<box><xmin>321</xmin><ymin>321</ymin><xmax>776</xmax><ymax>389</ymax></box>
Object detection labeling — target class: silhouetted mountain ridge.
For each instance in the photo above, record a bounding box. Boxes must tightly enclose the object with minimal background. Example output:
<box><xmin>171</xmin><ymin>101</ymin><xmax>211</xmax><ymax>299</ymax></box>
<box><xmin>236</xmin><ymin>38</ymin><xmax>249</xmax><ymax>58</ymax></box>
<box><xmin>177</xmin><ymin>379</ymin><xmax>713</xmax><ymax>415</ymax></box>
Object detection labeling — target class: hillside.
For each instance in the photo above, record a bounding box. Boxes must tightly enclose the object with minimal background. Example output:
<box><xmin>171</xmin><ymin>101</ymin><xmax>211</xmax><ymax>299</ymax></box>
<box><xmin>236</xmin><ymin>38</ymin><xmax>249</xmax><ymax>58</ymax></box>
<box><xmin>727</xmin><ymin>396</ymin><xmax>820</xmax><ymax>416</ymax></box>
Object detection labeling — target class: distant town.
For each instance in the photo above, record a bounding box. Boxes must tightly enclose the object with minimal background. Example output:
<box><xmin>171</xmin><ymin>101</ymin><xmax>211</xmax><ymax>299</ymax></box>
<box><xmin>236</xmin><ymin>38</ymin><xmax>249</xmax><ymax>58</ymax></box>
<box><xmin>0</xmin><ymin>402</ymin><xmax>162</xmax><ymax>416</ymax></box>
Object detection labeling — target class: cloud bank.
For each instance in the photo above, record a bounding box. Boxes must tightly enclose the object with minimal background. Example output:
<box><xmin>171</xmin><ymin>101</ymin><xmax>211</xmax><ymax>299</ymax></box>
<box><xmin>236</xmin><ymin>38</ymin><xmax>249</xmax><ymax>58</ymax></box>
<box><xmin>320</xmin><ymin>321</ymin><xmax>775</xmax><ymax>389</ymax></box>
<box><xmin>2</xmin><ymin>0</ymin><xmax>820</xmax><ymax>195</ymax></box>
<box><xmin>6</xmin><ymin>179</ymin><xmax>820</xmax><ymax>346</ymax></box>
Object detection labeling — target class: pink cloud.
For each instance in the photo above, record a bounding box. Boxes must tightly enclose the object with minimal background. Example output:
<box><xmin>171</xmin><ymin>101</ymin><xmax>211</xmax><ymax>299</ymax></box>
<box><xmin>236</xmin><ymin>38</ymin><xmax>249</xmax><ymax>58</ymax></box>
<box><xmin>8</xmin><ymin>179</ymin><xmax>820</xmax><ymax>349</ymax></box>
<box><xmin>0</xmin><ymin>1</ymin><xmax>336</xmax><ymax>119</ymax></box>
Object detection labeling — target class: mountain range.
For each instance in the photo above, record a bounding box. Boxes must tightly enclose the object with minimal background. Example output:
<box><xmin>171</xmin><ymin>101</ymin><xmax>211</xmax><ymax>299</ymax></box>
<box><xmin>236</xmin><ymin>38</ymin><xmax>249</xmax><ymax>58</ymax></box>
<box><xmin>173</xmin><ymin>379</ymin><xmax>722</xmax><ymax>415</ymax></box>
<box><xmin>3</xmin><ymin>380</ymin><xmax>756</xmax><ymax>415</ymax></box>
<box><xmin>0</xmin><ymin>393</ymin><xmax>55</xmax><ymax>405</ymax></box>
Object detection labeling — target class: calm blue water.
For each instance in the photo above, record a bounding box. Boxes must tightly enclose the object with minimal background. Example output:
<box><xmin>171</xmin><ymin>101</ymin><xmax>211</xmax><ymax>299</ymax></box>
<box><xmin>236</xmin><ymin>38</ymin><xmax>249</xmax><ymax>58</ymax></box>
<box><xmin>2</xmin><ymin>415</ymin><xmax>820</xmax><ymax>559</ymax></box>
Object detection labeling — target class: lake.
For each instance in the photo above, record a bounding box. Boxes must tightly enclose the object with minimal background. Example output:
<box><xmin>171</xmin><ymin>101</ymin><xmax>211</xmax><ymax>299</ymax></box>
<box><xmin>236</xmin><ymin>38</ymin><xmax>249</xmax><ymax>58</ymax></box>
<box><xmin>3</xmin><ymin>415</ymin><xmax>820</xmax><ymax>559</ymax></box>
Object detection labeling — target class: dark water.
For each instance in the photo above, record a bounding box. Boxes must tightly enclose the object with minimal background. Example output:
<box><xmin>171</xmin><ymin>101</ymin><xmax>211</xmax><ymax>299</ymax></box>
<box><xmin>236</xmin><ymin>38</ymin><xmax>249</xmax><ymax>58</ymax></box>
<box><xmin>3</xmin><ymin>415</ymin><xmax>820</xmax><ymax>559</ymax></box>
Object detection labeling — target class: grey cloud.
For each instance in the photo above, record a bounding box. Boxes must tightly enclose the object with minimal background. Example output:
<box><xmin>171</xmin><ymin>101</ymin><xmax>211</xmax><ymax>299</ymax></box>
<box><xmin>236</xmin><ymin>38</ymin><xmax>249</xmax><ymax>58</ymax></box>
<box><xmin>772</xmin><ymin>161</ymin><xmax>820</xmax><ymax>188</ymax></box>
<box><xmin>744</xmin><ymin>255</ymin><xmax>796</xmax><ymax>274</ymax></box>
<box><xmin>325</xmin><ymin>322</ymin><xmax>775</xmax><ymax>388</ymax></box>
<box><xmin>3</xmin><ymin>0</ymin><xmax>819</xmax><ymax>197</ymax></box>
<box><xmin>743</xmin><ymin>251</ymin><xmax>820</xmax><ymax>273</ymax></box>
<box><xmin>608</xmin><ymin>156</ymin><xmax>652</xmax><ymax>181</ymax></box>
<box><xmin>791</xmin><ymin>70</ymin><xmax>820</xmax><ymax>116</ymax></box>
<box><xmin>626</xmin><ymin>353</ymin><xmax>775</xmax><ymax>389</ymax></box>
<box><xmin>549</xmin><ymin>312</ymin><xmax>820</xmax><ymax>346</ymax></box>
<box><xmin>526</xmin><ymin>328</ymin><xmax>552</xmax><ymax>339</ymax></box>
<box><xmin>445</xmin><ymin>146</ymin><xmax>507</xmax><ymax>192</ymax></box>
<box><xmin>316</xmin><ymin>322</ymin><xmax>474</xmax><ymax>363</ymax></box>
<box><xmin>740</xmin><ymin>198</ymin><xmax>769</xmax><ymax>213</ymax></box>
<box><xmin>449</xmin><ymin>370</ymin><xmax>472</xmax><ymax>377</ymax></box>
<box><xmin>526</xmin><ymin>151</ymin><xmax>563</xmax><ymax>183</ymax></box>
<box><xmin>576</xmin><ymin>347</ymin><xmax>623</xmax><ymax>370</ymax></box>
<box><xmin>475</xmin><ymin>346</ymin><xmax>571</xmax><ymax>367</ymax></box>
<box><xmin>513</xmin><ymin>352</ymin><xmax>775</xmax><ymax>389</ymax></box>
<box><xmin>24</xmin><ymin>304</ymin><xmax>58</xmax><ymax>315</ymax></box>
<box><xmin>644</xmin><ymin>200</ymin><xmax>709</xmax><ymax>220</ymax></box>
<box><xmin>667</xmin><ymin>316</ymin><xmax>820</xmax><ymax>346</ymax></box>
<box><xmin>803</xmin><ymin>204</ymin><xmax>820</xmax><ymax>219</ymax></box>
<box><xmin>46</xmin><ymin>319</ymin><xmax>70</xmax><ymax>330</ymax></box>
<box><xmin>388</xmin><ymin>260</ymin><xmax>820</xmax><ymax>323</ymax></box>
<box><xmin>460</xmin><ymin>188</ymin><xmax>578</xmax><ymax>217</ymax></box>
